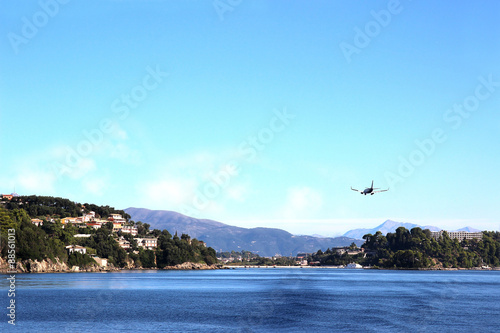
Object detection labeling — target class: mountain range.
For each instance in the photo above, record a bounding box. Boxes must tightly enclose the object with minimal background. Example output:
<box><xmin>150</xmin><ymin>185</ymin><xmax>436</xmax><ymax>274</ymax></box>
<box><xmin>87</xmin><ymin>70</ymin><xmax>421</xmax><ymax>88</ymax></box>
<box><xmin>124</xmin><ymin>208</ymin><xmax>482</xmax><ymax>256</ymax></box>
<box><xmin>124</xmin><ymin>208</ymin><xmax>364</xmax><ymax>257</ymax></box>
<box><xmin>343</xmin><ymin>220</ymin><xmax>481</xmax><ymax>239</ymax></box>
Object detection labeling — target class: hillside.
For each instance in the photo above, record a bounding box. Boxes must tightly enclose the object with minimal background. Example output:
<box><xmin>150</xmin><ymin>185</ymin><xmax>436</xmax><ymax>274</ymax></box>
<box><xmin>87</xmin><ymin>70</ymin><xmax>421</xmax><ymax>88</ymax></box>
<box><xmin>0</xmin><ymin>197</ymin><xmax>218</xmax><ymax>272</ymax></box>
<box><xmin>125</xmin><ymin>207</ymin><xmax>363</xmax><ymax>256</ymax></box>
<box><xmin>312</xmin><ymin>227</ymin><xmax>500</xmax><ymax>269</ymax></box>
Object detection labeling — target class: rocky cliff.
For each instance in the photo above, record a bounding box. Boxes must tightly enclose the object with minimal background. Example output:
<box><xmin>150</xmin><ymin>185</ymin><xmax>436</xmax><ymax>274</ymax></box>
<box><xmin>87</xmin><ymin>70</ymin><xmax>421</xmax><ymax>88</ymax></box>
<box><xmin>163</xmin><ymin>262</ymin><xmax>222</xmax><ymax>270</ymax></box>
<box><xmin>0</xmin><ymin>257</ymin><xmax>115</xmax><ymax>273</ymax></box>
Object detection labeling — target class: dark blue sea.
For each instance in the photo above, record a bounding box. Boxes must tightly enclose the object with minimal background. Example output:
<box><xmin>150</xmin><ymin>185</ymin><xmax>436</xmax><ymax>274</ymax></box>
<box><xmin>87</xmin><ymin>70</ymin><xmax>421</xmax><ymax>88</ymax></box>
<box><xmin>1</xmin><ymin>268</ymin><xmax>499</xmax><ymax>332</ymax></box>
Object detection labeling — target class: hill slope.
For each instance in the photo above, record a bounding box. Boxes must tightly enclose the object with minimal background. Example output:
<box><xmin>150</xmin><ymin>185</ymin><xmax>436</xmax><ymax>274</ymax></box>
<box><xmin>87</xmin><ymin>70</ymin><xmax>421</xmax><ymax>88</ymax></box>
<box><xmin>125</xmin><ymin>208</ymin><xmax>363</xmax><ymax>256</ymax></box>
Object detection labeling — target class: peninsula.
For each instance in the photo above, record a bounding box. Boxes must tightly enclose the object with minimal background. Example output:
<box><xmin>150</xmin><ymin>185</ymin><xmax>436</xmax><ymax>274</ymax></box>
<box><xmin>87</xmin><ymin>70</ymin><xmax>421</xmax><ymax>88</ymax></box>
<box><xmin>0</xmin><ymin>195</ymin><xmax>218</xmax><ymax>273</ymax></box>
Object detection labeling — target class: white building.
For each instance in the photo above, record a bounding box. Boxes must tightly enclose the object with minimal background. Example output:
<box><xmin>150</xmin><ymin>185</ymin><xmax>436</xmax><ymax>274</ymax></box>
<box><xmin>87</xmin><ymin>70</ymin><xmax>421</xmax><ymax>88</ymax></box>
<box><xmin>91</xmin><ymin>256</ymin><xmax>108</xmax><ymax>267</ymax></box>
<box><xmin>66</xmin><ymin>245</ymin><xmax>87</xmax><ymax>255</ymax></box>
<box><xmin>121</xmin><ymin>225</ymin><xmax>138</xmax><ymax>236</ymax></box>
<box><xmin>81</xmin><ymin>211</ymin><xmax>96</xmax><ymax>222</ymax></box>
<box><xmin>87</xmin><ymin>223</ymin><xmax>102</xmax><ymax>230</ymax></box>
<box><xmin>109</xmin><ymin>214</ymin><xmax>127</xmax><ymax>224</ymax></box>
<box><xmin>117</xmin><ymin>237</ymin><xmax>131</xmax><ymax>249</ymax></box>
<box><xmin>31</xmin><ymin>218</ymin><xmax>44</xmax><ymax>227</ymax></box>
<box><xmin>135</xmin><ymin>237</ymin><xmax>158</xmax><ymax>250</ymax></box>
<box><xmin>431</xmin><ymin>231</ymin><xmax>483</xmax><ymax>242</ymax></box>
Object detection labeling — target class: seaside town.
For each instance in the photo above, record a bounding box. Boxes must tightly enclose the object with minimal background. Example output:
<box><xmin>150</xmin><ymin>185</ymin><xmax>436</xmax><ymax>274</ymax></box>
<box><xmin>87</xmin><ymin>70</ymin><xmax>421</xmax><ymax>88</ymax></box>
<box><xmin>0</xmin><ymin>193</ymin><xmax>218</xmax><ymax>272</ymax></box>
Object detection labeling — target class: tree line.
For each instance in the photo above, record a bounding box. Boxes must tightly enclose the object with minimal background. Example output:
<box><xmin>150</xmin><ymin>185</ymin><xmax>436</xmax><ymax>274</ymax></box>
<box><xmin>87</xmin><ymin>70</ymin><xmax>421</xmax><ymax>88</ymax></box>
<box><xmin>312</xmin><ymin>227</ymin><xmax>500</xmax><ymax>269</ymax></box>
<box><xmin>2</xmin><ymin>195</ymin><xmax>129</xmax><ymax>220</ymax></box>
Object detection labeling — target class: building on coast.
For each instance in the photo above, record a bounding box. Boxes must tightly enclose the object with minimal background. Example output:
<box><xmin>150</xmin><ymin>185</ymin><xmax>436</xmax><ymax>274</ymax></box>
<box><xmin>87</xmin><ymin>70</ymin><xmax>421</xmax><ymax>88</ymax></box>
<box><xmin>430</xmin><ymin>230</ymin><xmax>483</xmax><ymax>242</ymax></box>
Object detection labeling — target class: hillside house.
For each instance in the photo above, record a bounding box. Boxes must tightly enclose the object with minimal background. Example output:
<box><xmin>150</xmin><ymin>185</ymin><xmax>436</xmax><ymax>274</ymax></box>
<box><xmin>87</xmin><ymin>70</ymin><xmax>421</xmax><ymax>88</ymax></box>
<box><xmin>86</xmin><ymin>223</ymin><xmax>102</xmax><ymax>230</ymax></box>
<box><xmin>66</xmin><ymin>245</ymin><xmax>87</xmax><ymax>255</ymax></box>
<box><xmin>112</xmin><ymin>222</ymin><xmax>123</xmax><ymax>232</ymax></box>
<box><xmin>121</xmin><ymin>225</ymin><xmax>138</xmax><ymax>236</ymax></box>
<box><xmin>31</xmin><ymin>218</ymin><xmax>44</xmax><ymax>227</ymax></box>
<box><xmin>109</xmin><ymin>214</ymin><xmax>126</xmax><ymax>224</ymax></box>
<box><xmin>118</xmin><ymin>239</ymin><xmax>131</xmax><ymax>250</ymax></box>
<box><xmin>61</xmin><ymin>217</ymin><xmax>78</xmax><ymax>225</ymax></box>
<box><xmin>135</xmin><ymin>237</ymin><xmax>158</xmax><ymax>250</ymax></box>
<box><xmin>81</xmin><ymin>211</ymin><xmax>96</xmax><ymax>222</ymax></box>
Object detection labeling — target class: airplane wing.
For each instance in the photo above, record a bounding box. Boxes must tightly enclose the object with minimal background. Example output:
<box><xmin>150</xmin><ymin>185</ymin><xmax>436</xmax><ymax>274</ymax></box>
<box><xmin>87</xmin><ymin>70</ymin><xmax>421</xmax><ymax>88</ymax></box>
<box><xmin>372</xmin><ymin>188</ymin><xmax>389</xmax><ymax>193</ymax></box>
<box><xmin>351</xmin><ymin>187</ymin><xmax>361</xmax><ymax>192</ymax></box>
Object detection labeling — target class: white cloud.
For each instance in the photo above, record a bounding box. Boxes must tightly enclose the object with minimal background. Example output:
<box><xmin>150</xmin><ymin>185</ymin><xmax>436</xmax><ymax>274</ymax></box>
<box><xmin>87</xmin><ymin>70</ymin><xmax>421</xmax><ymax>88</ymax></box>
<box><xmin>16</xmin><ymin>167</ymin><xmax>57</xmax><ymax>195</ymax></box>
<box><xmin>82</xmin><ymin>175</ymin><xmax>109</xmax><ymax>197</ymax></box>
<box><xmin>279</xmin><ymin>186</ymin><xmax>324</xmax><ymax>219</ymax></box>
<box><xmin>139</xmin><ymin>177</ymin><xmax>198</xmax><ymax>208</ymax></box>
<box><xmin>109</xmin><ymin>142</ymin><xmax>140</xmax><ymax>161</ymax></box>
<box><xmin>133</xmin><ymin>149</ymin><xmax>252</xmax><ymax>215</ymax></box>
<box><xmin>1</xmin><ymin>150</ymin><xmax>59</xmax><ymax>195</ymax></box>
<box><xmin>110</xmin><ymin>123</ymin><xmax>128</xmax><ymax>140</ymax></box>
<box><xmin>226</xmin><ymin>183</ymin><xmax>249</xmax><ymax>202</ymax></box>
<box><xmin>68</xmin><ymin>158</ymin><xmax>97</xmax><ymax>179</ymax></box>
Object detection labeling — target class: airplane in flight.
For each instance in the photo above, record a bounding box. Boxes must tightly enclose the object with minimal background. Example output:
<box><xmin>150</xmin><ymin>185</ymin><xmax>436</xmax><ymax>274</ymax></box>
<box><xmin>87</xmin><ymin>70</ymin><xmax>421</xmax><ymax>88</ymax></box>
<box><xmin>351</xmin><ymin>180</ymin><xmax>389</xmax><ymax>195</ymax></box>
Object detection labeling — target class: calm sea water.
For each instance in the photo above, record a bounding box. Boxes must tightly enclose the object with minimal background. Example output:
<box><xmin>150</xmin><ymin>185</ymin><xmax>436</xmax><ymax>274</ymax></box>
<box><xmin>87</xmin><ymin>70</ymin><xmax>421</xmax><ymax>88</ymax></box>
<box><xmin>1</xmin><ymin>268</ymin><xmax>499</xmax><ymax>332</ymax></box>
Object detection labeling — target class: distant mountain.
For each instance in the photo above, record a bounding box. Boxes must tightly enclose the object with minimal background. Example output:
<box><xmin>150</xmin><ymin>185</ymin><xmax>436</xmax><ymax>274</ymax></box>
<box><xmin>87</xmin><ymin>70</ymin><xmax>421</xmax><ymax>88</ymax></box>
<box><xmin>343</xmin><ymin>220</ymin><xmax>442</xmax><ymax>240</ymax></box>
<box><xmin>125</xmin><ymin>208</ymin><xmax>363</xmax><ymax>257</ymax></box>
<box><xmin>454</xmin><ymin>226</ymin><xmax>481</xmax><ymax>233</ymax></box>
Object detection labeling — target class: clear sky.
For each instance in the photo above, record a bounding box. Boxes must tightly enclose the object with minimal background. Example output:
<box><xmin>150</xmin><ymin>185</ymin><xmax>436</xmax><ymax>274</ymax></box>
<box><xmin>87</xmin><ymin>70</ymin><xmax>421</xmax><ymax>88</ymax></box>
<box><xmin>1</xmin><ymin>0</ymin><xmax>499</xmax><ymax>235</ymax></box>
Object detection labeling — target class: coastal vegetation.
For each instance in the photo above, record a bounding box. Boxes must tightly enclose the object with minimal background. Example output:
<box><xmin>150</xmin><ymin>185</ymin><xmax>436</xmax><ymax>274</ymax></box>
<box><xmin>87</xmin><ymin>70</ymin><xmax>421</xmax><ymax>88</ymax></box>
<box><xmin>2</xmin><ymin>195</ymin><xmax>130</xmax><ymax>220</ymax></box>
<box><xmin>312</xmin><ymin>227</ymin><xmax>500</xmax><ymax>269</ymax></box>
<box><xmin>0</xmin><ymin>196</ymin><xmax>217</xmax><ymax>271</ymax></box>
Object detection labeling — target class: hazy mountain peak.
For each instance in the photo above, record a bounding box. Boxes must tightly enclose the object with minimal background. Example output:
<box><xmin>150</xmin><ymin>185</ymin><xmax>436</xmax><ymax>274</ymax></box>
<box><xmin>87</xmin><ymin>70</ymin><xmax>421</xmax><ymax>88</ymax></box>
<box><xmin>455</xmin><ymin>226</ymin><xmax>481</xmax><ymax>233</ymax></box>
<box><xmin>343</xmin><ymin>220</ymin><xmax>440</xmax><ymax>240</ymax></box>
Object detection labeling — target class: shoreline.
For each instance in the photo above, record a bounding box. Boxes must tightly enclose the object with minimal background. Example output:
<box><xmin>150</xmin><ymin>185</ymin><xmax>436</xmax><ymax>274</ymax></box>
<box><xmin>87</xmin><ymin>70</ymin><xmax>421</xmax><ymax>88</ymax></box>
<box><xmin>223</xmin><ymin>265</ymin><xmax>500</xmax><ymax>271</ymax></box>
<box><xmin>2</xmin><ymin>267</ymin><xmax>498</xmax><ymax>274</ymax></box>
<box><xmin>0</xmin><ymin>260</ymin><xmax>223</xmax><ymax>274</ymax></box>
<box><xmin>2</xmin><ymin>259</ymin><xmax>498</xmax><ymax>274</ymax></box>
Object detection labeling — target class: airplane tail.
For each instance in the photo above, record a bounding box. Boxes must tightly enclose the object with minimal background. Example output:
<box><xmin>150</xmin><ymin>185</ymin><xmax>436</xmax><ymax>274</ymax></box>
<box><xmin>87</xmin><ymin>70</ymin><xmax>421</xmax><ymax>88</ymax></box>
<box><xmin>371</xmin><ymin>180</ymin><xmax>374</xmax><ymax>189</ymax></box>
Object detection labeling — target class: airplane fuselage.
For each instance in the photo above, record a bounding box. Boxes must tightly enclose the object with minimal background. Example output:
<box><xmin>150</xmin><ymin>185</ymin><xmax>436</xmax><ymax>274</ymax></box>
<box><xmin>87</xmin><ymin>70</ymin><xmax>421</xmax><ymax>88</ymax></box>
<box><xmin>351</xmin><ymin>180</ymin><xmax>388</xmax><ymax>195</ymax></box>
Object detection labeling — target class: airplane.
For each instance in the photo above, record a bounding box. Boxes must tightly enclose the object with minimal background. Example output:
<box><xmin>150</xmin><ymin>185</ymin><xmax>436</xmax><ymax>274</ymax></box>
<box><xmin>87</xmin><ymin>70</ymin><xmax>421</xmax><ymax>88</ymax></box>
<box><xmin>351</xmin><ymin>180</ymin><xmax>389</xmax><ymax>195</ymax></box>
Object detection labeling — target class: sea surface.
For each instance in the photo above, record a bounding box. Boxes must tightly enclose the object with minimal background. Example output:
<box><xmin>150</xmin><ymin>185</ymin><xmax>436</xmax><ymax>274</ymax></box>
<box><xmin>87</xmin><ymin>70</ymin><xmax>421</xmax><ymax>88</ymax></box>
<box><xmin>1</xmin><ymin>268</ymin><xmax>499</xmax><ymax>332</ymax></box>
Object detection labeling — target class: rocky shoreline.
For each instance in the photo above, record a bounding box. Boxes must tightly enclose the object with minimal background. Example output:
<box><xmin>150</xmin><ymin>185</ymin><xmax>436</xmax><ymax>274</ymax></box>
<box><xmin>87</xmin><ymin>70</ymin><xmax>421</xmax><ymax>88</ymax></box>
<box><xmin>0</xmin><ymin>257</ymin><xmax>222</xmax><ymax>273</ymax></box>
<box><xmin>223</xmin><ymin>264</ymin><xmax>500</xmax><ymax>271</ymax></box>
<box><xmin>163</xmin><ymin>262</ymin><xmax>223</xmax><ymax>270</ymax></box>
<box><xmin>2</xmin><ymin>257</ymin><xmax>496</xmax><ymax>273</ymax></box>
<box><xmin>0</xmin><ymin>257</ymin><xmax>118</xmax><ymax>273</ymax></box>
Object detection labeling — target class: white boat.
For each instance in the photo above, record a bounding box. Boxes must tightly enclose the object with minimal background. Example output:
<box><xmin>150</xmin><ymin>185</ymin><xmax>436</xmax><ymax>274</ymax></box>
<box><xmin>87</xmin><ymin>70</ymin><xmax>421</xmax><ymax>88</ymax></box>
<box><xmin>345</xmin><ymin>263</ymin><xmax>363</xmax><ymax>269</ymax></box>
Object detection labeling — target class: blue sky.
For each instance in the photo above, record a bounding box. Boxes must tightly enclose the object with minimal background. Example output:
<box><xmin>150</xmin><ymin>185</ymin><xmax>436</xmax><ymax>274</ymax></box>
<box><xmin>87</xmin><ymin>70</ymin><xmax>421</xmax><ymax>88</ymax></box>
<box><xmin>1</xmin><ymin>0</ymin><xmax>499</xmax><ymax>235</ymax></box>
